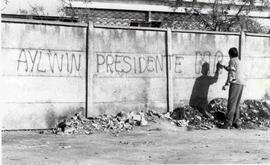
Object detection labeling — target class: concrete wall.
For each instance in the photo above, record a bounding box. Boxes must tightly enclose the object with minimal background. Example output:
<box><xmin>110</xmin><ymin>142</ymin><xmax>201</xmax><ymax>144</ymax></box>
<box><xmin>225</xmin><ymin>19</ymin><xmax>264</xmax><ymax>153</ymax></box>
<box><xmin>88</xmin><ymin>27</ymin><xmax>167</xmax><ymax>115</ymax></box>
<box><xmin>1</xmin><ymin>22</ymin><xmax>86</xmax><ymax>129</ymax></box>
<box><xmin>171</xmin><ymin>32</ymin><xmax>240</xmax><ymax>108</ymax></box>
<box><xmin>242</xmin><ymin>35</ymin><xmax>270</xmax><ymax>100</ymax></box>
<box><xmin>1</xmin><ymin>20</ymin><xmax>270</xmax><ymax>130</ymax></box>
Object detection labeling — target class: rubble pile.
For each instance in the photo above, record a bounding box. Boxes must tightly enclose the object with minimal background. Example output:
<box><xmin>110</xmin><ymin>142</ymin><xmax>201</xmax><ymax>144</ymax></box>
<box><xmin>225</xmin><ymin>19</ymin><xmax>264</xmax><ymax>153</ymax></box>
<box><xmin>240</xmin><ymin>100</ymin><xmax>270</xmax><ymax>129</ymax></box>
<box><xmin>145</xmin><ymin>98</ymin><xmax>270</xmax><ymax>130</ymax></box>
<box><xmin>208</xmin><ymin>98</ymin><xmax>227</xmax><ymax>121</ymax></box>
<box><xmin>53</xmin><ymin>111</ymin><xmax>148</xmax><ymax>135</ymax></box>
<box><xmin>208</xmin><ymin>98</ymin><xmax>270</xmax><ymax>129</ymax></box>
<box><xmin>146</xmin><ymin>108</ymin><xmax>213</xmax><ymax>130</ymax></box>
<box><xmin>182</xmin><ymin>106</ymin><xmax>215</xmax><ymax>130</ymax></box>
<box><xmin>54</xmin><ymin>99</ymin><xmax>270</xmax><ymax>135</ymax></box>
<box><xmin>145</xmin><ymin>109</ymin><xmax>188</xmax><ymax>127</ymax></box>
<box><xmin>208</xmin><ymin>98</ymin><xmax>228</xmax><ymax>127</ymax></box>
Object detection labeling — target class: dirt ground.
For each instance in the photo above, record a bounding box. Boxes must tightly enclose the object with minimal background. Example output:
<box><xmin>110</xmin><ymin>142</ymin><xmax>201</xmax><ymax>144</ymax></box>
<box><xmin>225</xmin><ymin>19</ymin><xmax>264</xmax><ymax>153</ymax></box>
<box><xmin>2</xmin><ymin>121</ymin><xmax>270</xmax><ymax>165</ymax></box>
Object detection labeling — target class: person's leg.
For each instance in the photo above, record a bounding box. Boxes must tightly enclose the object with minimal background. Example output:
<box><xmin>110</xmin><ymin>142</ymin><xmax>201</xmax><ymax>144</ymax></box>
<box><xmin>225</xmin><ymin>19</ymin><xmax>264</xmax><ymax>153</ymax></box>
<box><xmin>226</xmin><ymin>83</ymin><xmax>238</xmax><ymax>126</ymax></box>
<box><xmin>233</xmin><ymin>85</ymin><xmax>244</xmax><ymax>127</ymax></box>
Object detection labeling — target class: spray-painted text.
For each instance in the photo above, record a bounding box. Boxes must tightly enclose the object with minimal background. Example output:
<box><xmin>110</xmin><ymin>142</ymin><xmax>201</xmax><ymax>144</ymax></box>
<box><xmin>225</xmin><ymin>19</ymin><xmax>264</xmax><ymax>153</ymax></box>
<box><xmin>96</xmin><ymin>53</ymin><xmax>184</xmax><ymax>74</ymax></box>
<box><xmin>17</xmin><ymin>49</ymin><xmax>82</xmax><ymax>75</ymax></box>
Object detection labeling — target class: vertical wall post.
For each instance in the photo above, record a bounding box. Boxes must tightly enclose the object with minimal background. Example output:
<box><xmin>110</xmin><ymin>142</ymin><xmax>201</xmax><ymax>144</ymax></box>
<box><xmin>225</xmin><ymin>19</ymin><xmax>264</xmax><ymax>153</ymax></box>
<box><xmin>239</xmin><ymin>31</ymin><xmax>246</xmax><ymax>60</ymax></box>
<box><xmin>86</xmin><ymin>21</ymin><xmax>95</xmax><ymax>118</ymax></box>
<box><xmin>147</xmin><ymin>11</ymin><xmax>152</xmax><ymax>22</ymax></box>
<box><xmin>166</xmin><ymin>28</ymin><xmax>174</xmax><ymax>112</ymax></box>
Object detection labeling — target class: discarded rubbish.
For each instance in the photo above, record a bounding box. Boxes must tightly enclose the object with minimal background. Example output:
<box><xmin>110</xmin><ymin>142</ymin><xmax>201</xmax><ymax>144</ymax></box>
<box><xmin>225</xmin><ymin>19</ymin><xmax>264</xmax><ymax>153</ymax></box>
<box><xmin>53</xmin><ymin>99</ymin><xmax>270</xmax><ymax>135</ymax></box>
<box><xmin>240</xmin><ymin>100</ymin><xmax>270</xmax><ymax>129</ymax></box>
<box><xmin>53</xmin><ymin>111</ymin><xmax>148</xmax><ymax>135</ymax></box>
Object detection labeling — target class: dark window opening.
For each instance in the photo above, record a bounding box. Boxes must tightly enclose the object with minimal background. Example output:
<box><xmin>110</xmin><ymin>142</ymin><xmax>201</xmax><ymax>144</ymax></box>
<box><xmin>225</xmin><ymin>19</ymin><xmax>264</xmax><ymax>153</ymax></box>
<box><xmin>130</xmin><ymin>21</ymin><xmax>161</xmax><ymax>27</ymax></box>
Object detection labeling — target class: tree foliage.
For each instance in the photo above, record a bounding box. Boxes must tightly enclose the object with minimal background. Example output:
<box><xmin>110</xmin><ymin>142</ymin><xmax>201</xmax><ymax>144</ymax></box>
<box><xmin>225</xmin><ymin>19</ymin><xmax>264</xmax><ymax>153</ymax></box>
<box><xmin>170</xmin><ymin>0</ymin><xmax>270</xmax><ymax>33</ymax></box>
<box><xmin>58</xmin><ymin>0</ymin><xmax>93</xmax><ymax>22</ymax></box>
<box><xmin>1</xmin><ymin>0</ymin><xmax>9</xmax><ymax>11</ymax></box>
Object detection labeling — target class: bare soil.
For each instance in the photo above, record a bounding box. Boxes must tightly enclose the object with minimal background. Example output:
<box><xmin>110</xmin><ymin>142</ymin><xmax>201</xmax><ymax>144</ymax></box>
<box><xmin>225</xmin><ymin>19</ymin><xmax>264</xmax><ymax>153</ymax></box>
<box><xmin>2</xmin><ymin>121</ymin><xmax>270</xmax><ymax>164</ymax></box>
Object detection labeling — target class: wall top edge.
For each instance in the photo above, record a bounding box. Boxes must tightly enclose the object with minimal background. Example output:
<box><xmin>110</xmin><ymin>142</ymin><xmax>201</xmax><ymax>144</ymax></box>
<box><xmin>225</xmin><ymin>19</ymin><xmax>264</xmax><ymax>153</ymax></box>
<box><xmin>1</xmin><ymin>18</ymin><xmax>88</xmax><ymax>27</ymax></box>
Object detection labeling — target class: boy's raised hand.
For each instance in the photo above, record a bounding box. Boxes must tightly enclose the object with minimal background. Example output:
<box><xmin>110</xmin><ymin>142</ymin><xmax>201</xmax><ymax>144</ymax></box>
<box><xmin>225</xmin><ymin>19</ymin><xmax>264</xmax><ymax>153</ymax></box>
<box><xmin>217</xmin><ymin>62</ymin><xmax>224</xmax><ymax>70</ymax></box>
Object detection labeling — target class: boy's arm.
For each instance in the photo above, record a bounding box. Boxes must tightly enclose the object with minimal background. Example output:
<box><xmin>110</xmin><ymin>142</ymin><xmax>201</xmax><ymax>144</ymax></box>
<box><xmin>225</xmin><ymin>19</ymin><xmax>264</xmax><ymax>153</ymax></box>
<box><xmin>222</xmin><ymin>63</ymin><xmax>236</xmax><ymax>72</ymax></box>
<box><xmin>222</xmin><ymin>60</ymin><xmax>235</xmax><ymax>90</ymax></box>
<box><xmin>225</xmin><ymin>70</ymin><xmax>230</xmax><ymax>86</ymax></box>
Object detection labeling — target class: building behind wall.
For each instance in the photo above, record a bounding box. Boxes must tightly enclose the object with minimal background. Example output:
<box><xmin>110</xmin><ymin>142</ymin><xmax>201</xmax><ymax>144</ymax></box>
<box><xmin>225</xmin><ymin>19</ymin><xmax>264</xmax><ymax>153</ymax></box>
<box><xmin>2</xmin><ymin>0</ymin><xmax>270</xmax><ymax>32</ymax></box>
<box><xmin>65</xmin><ymin>0</ymin><xmax>270</xmax><ymax>33</ymax></box>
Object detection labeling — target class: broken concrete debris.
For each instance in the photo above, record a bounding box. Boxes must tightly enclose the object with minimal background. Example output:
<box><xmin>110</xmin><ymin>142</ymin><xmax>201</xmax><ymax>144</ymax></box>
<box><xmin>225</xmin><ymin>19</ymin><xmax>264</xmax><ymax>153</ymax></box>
<box><xmin>53</xmin><ymin>99</ymin><xmax>270</xmax><ymax>135</ymax></box>
<box><xmin>53</xmin><ymin>111</ymin><xmax>148</xmax><ymax>135</ymax></box>
<box><xmin>208</xmin><ymin>98</ymin><xmax>270</xmax><ymax>129</ymax></box>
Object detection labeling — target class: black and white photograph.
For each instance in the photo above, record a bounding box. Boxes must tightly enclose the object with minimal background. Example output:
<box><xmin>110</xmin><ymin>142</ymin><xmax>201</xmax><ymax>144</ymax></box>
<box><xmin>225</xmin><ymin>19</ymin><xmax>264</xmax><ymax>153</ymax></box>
<box><xmin>1</xmin><ymin>0</ymin><xmax>270</xmax><ymax>164</ymax></box>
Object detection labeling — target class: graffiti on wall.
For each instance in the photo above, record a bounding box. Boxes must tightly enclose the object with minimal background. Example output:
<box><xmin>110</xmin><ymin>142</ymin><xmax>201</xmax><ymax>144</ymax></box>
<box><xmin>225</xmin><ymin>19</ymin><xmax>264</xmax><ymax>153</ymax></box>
<box><xmin>96</xmin><ymin>53</ymin><xmax>184</xmax><ymax>74</ymax></box>
<box><xmin>195</xmin><ymin>50</ymin><xmax>224</xmax><ymax>75</ymax></box>
<box><xmin>96</xmin><ymin>51</ymin><xmax>225</xmax><ymax>75</ymax></box>
<box><xmin>17</xmin><ymin>49</ymin><xmax>82</xmax><ymax>75</ymax></box>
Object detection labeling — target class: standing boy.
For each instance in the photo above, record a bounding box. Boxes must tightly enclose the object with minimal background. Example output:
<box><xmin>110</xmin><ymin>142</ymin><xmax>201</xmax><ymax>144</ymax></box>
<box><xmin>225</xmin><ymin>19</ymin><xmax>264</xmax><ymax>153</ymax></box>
<box><xmin>221</xmin><ymin>47</ymin><xmax>246</xmax><ymax>129</ymax></box>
